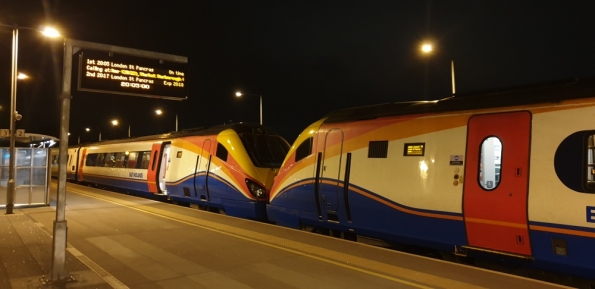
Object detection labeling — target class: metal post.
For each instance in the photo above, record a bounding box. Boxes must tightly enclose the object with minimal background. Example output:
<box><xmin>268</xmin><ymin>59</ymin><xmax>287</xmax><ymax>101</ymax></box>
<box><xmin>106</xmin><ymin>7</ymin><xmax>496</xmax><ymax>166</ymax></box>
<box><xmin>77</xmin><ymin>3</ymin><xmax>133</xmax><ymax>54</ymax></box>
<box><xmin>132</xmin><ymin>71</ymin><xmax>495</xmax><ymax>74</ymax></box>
<box><xmin>175</xmin><ymin>113</ymin><xmax>178</xmax><ymax>131</ymax></box>
<box><xmin>50</xmin><ymin>37</ymin><xmax>73</xmax><ymax>282</ymax></box>
<box><xmin>6</xmin><ymin>26</ymin><xmax>19</xmax><ymax>215</ymax></box>
<box><xmin>128</xmin><ymin>124</ymin><xmax>130</xmax><ymax>137</ymax></box>
<box><xmin>259</xmin><ymin>95</ymin><xmax>262</xmax><ymax>125</ymax></box>
<box><xmin>451</xmin><ymin>60</ymin><xmax>456</xmax><ymax>95</ymax></box>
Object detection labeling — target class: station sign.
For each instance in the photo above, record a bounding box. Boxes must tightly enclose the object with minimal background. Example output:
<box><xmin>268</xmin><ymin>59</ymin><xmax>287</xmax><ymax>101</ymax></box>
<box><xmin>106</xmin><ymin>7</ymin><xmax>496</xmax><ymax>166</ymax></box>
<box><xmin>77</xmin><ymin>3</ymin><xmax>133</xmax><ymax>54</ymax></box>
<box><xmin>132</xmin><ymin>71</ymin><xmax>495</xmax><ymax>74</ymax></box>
<box><xmin>77</xmin><ymin>49</ymin><xmax>188</xmax><ymax>100</ymax></box>
<box><xmin>0</xmin><ymin>129</ymin><xmax>25</xmax><ymax>137</ymax></box>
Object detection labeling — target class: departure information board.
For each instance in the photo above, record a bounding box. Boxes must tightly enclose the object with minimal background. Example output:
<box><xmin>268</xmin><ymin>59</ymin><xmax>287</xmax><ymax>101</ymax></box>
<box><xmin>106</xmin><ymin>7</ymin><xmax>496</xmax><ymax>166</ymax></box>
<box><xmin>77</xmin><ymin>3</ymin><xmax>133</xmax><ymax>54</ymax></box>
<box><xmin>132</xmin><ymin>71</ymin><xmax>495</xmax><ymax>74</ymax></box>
<box><xmin>77</xmin><ymin>49</ymin><xmax>188</xmax><ymax>100</ymax></box>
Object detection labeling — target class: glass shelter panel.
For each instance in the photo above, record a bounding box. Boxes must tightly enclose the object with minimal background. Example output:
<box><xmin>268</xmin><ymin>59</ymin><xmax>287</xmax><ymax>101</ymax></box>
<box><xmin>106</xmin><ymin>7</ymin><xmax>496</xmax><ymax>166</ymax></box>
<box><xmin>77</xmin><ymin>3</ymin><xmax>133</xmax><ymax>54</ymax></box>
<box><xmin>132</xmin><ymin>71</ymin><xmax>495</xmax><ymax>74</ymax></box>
<box><xmin>0</xmin><ymin>147</ymin><xmax>50</xmax><ymax>207</ymax></box>
<box><xmin>33</xmin><ymin>149</ymin><xmax>47</xmax><ymax>166</ymax></box>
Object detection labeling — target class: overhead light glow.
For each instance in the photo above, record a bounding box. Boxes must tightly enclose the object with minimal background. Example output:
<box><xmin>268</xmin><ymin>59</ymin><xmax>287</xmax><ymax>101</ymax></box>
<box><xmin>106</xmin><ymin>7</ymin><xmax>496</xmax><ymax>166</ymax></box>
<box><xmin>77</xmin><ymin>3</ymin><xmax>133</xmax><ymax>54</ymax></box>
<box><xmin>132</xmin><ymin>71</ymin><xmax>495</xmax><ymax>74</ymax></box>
<box><xmin>41</xmin><ymin>27</ymin><xmax>61</xmax><ymax>38</ymax></box>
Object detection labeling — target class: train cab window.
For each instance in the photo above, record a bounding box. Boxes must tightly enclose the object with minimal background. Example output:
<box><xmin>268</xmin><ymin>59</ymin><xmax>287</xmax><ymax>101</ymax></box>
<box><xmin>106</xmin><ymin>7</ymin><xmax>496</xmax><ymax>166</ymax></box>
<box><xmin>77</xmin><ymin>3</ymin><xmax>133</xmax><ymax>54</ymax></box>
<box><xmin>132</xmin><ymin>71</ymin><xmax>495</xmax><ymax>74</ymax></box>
<box><xmin>126</xmin><ymin>152</ymin><xmax>139</xmax><ymax>168</ymax></box>
<box><xmin>216</xmin><ymin>142</ymin><xmax>228</xmax><ymax>162</ymax></box>
<box><xmin>295</xmin><ymin>137</ymin><xmax>313</xmax><ymax>162</ymax></box>
<box><xmin>479</xmin><ymin>136</ymin><xmax>502</xmax><ymax>190</ymax></box>
<box><xmin>239</xmin><ymin>134</ymin><xmax>289</xmax><ymax>167</ymax></box>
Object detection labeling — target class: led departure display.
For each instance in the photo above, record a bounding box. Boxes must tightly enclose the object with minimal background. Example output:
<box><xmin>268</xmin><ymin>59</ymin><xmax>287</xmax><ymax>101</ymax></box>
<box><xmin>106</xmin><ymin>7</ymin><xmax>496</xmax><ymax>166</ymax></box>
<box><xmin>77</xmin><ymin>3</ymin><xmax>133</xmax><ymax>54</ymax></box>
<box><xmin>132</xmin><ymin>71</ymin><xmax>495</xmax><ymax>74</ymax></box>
<box><xmin>77</xmin><ymin>49</ymin><xmax>188</xmax><ymax>100</ymax></box>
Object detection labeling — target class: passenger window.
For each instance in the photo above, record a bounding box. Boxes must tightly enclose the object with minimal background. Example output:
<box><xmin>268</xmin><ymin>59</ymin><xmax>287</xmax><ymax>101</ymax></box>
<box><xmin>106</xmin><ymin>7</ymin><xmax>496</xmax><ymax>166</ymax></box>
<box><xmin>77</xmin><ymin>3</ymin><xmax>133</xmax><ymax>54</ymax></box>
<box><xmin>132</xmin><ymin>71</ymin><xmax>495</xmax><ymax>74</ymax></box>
<box><xmin>295</xmin><ymin>137</ymin><xmax>313</xmax><ymax>162</ymax></box>
<box><xmin>85</xmin><ymin>154</ymin><xmax>97</xmax><ymax>166</ymax></box>
<box><xmin>479</xmin><ymin>136</ymin><xmax>502</xmax><ymax>190</ymax></box>
<box><xmin>96</xmin><ymin>154</ymin><xmax>106</xmax><ymax>167</ymax></box>
<box><xmin>140</xmin><ymin>151</ymin><xmax>151</xmax><ymax>169</ymax></box>
<box><xmin>104</xmin><ymin>153</ymin><xmax>116</xmax><ymax>167</ymax></box>
<box><xmin>127</xmin><ymin>152</ymin><xmax>138</xmax><ymax>168</ymax></box>
<box><xmin>114</xmin><ymin>152</ymin><xmax>127</xmax><ymax>168</ymax></box>
<box><xmin>216</xmin><ymin>142</ymin><xmax>228</xmax><ymax>162</ymax></box>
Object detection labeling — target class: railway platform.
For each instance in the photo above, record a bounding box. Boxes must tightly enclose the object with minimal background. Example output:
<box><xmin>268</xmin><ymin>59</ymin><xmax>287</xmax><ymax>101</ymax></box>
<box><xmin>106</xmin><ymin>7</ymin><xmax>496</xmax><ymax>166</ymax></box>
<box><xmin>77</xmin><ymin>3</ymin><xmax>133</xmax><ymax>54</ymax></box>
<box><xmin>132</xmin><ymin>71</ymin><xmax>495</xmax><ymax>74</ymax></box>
<box><xmin>0</xmin><ymin>181</ymin><xmax>582</xmax><ymax>288</ymax></box>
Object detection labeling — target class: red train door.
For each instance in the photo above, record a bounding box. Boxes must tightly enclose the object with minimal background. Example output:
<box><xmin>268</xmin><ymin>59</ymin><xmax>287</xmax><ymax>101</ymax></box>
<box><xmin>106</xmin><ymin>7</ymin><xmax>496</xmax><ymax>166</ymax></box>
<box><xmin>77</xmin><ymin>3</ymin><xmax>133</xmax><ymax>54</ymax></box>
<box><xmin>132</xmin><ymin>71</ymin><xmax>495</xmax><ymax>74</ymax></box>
<box><xmin>77</xmin><ymin>148</ymin><xmax>87</xmax><ymax>181</ymax></box>
<box><xmin>463</xmin><ymin>111</ymin><xmax>532</xmax><ymax>256</ymax></box>
<box><xmin>147</xmin><ymin>143</ymin><xmax>163</xmax><ymax>194</ymax></box>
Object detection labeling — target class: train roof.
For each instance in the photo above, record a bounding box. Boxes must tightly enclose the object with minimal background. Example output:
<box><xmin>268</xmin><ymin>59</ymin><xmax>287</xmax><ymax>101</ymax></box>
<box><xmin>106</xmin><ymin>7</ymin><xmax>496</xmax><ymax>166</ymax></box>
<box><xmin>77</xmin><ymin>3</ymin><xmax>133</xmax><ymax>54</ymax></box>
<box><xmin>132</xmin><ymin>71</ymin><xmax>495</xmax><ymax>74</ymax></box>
<box><xmin>76</xmin><ymin>122</ymin><xmax>280</xmax><ymax>147</ymax></box>
<box><xmin>323</xmin><ymin>77</ymin><xmax>595</xmax><ymax>124</ymax></box>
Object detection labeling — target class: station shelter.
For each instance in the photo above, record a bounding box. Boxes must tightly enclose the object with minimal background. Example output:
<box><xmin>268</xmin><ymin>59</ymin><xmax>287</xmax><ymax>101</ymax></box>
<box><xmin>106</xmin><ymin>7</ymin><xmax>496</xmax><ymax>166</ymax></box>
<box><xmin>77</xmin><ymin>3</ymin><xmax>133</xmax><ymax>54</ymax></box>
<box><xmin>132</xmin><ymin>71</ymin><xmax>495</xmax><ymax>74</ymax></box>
<box><xmin>0</xmin><ymin>133</ymin><xmax>58</xmax><ymax>207</ymax></box>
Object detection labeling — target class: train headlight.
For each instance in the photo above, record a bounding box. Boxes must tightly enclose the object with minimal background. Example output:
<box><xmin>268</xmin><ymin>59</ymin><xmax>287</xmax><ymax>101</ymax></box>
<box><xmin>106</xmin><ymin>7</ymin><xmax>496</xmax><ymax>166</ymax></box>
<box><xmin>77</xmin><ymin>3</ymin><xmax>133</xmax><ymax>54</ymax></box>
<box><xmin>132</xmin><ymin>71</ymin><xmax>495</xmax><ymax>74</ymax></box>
<box><xmin>245</xmin><ymin>179</ymin><xmax>266</xmax><ymax>199</ymax></box>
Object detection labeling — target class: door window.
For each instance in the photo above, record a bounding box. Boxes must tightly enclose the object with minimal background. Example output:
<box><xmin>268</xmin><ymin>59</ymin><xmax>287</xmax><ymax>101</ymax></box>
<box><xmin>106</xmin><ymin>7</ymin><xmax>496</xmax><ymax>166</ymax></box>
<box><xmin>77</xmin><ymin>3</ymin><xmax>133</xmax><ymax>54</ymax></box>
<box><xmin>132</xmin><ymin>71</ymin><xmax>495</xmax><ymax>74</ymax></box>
<box><xmin>479</xmin><ymin>136</ymin><xmax>502</xmax><ymax>190</ymax></box>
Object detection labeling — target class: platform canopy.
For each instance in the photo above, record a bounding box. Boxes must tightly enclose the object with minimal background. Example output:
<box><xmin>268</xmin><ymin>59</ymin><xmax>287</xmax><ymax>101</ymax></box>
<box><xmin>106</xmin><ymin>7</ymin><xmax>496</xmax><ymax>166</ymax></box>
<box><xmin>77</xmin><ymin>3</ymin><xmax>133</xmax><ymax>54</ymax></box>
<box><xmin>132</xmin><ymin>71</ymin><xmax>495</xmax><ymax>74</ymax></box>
<box><xmin>0</xmin><ymin>133</ymin><xmax>59</xmax><ymax>147</ymax></box>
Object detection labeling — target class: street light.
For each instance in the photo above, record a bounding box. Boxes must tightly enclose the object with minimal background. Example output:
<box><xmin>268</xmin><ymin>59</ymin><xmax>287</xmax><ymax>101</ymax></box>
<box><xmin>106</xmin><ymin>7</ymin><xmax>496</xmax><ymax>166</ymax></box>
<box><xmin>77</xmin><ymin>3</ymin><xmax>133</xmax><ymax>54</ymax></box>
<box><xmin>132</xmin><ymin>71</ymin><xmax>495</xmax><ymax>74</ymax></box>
<box><xmin>235</xmin><ymin>91</ymin><xmax>262</xmax><ymax>125</ymax></box>
<box><xmin>111</xmin><ymin>119</ymin><xmax>130</xmax><ymax>138</ymax></box>
<box><xmin>1</xmin><ymin>23</ymin><xmax>60</xmax><ymax>214</ymax></box>
<box><xmin>155</xmin><ymin>109</ymin><xmax>178</xmax><ymax>132</ymax></box>
<box><xmin>420</xmin><ymin>42</ymin><xmax>456</xmax><ymax>96</ymax></box>
<box><xmin>76</xmin><ymin>128</ymin><xmax>91</xmax><ymax>144</ymax></box>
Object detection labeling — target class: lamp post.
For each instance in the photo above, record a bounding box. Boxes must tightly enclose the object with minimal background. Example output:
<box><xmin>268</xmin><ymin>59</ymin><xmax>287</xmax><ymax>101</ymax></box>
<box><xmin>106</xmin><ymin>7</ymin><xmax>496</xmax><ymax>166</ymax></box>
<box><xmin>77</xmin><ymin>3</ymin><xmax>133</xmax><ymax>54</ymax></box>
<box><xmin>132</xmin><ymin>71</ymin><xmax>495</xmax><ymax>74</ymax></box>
<box><xmin>111</xmin><ymin>119</ymin><xmax>129</xmax><ymax>138</ymax></box>
<box><xmin>420</xmin><ymin>42</ymin><xmax>456</xmax><ymax>96</ymax></box>
<box><xmin>235</xmin><ymin>91</ymin><xmax>262</xmax><ymax>125</ymax></box>
<box><xmin>2</xmin><ymin>24</ymin><xmax>59</xmax><ymax>214</ymax></box>
<box><xmin>111</xmin><ymin>119</ymin><xmax>118</xmax><ymax>139</ymax></box>
<box><xmin>76</xmin><ymin>128</ymin><xmax>91</xmax><ymax>144</ymax></box>
<box><xmin>155</xmin><ymin>109</ymin><xmax>178</xmax><ymax>132</ymax></box>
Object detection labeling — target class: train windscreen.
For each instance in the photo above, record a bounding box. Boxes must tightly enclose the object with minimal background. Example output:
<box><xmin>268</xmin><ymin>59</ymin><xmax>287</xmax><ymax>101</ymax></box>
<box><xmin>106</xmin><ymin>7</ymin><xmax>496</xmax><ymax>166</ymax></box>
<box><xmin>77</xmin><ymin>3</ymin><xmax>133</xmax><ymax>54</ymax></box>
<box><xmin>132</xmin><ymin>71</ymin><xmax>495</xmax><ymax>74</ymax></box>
<box><xmin>239</xmin><ymin>134</ymin><xmax>289</xmax><ymax>168</ymax></box>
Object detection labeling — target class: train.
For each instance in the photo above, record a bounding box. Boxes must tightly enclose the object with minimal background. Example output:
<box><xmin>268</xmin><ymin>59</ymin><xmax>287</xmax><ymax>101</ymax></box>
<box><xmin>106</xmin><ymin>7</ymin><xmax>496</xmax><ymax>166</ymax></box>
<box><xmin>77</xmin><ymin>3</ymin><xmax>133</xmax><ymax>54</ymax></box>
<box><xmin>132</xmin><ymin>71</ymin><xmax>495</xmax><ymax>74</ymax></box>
<box><xmin>53</xmin><ymin>78</ymin><xmax>595</xmax><ymax>283</ymax></box>
<box><xmin>60</xmin><ymin>123</ymin><xmax>290</xmax><ymax>220</ymax></box>
<box><xmin>267</xmin><ymin>78</ymin><xmax>595</xmax><ymax>281</ymax></box>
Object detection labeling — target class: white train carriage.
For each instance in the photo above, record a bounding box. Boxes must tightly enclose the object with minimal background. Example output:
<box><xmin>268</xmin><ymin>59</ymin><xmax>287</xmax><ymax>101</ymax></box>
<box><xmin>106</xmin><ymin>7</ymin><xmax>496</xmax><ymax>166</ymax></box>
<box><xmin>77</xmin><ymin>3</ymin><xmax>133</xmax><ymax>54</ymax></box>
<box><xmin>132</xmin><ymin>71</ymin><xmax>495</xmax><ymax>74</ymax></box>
<box><xmin>268</xmin><ymin>78</ymin><xmax>595</xmax><ymax>280</ymax></box>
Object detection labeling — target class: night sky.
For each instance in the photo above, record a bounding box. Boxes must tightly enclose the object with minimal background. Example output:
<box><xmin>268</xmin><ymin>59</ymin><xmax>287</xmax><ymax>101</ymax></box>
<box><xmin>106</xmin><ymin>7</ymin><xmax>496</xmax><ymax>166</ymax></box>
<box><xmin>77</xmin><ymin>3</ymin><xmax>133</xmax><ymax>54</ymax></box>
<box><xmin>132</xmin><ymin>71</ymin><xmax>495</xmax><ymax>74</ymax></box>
<box><xmin>1</xmin><ymin>1</ymin><xmax>594</xmax><ymax>144</ymax></box>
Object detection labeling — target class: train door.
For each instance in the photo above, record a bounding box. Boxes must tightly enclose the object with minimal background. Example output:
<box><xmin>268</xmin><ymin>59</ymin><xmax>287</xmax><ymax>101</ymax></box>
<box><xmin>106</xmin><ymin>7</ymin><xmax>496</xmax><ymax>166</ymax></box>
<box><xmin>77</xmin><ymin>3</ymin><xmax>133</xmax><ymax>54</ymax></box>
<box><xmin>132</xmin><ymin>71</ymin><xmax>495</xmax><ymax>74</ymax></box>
<box><xmin>66</xmin><ymin>148</ymin><xmax>78</xmax><ymax>181</ymax></box>
<box><xmin>463</xmin><ymin>111</ymin><xmax>532</xmax><ymax>256</ymax></box>
<box><xmin>77</xmin><ymin>148</ymin><xmax>87</xmax><ymax>181</ymax></box>
<box><xmin>194</xmin><ymin>139</ymin><xmax>212</xmax><ymax>201</ymax></box>
<box><xmin>158</xmin><ymin>144</ymin><xmax>171</xmax><ymax>194</ymax></box>
<box><xmin>147</xmin><ymin>142</ymin><xmax>166</xmax><ymax>194</ymax></box>
<box><xmin>320</xmin><ymin>128</ymin><xmax>344</xmax><ymax>221</ymax></box>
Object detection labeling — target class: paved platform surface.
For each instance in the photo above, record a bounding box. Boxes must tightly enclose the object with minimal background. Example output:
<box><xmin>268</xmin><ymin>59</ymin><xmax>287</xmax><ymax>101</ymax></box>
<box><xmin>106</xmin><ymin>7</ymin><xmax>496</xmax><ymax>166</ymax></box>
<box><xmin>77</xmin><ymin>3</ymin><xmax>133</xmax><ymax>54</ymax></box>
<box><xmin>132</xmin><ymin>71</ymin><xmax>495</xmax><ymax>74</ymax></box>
<box><xmin>0</xmin><ymin>181</ymin><xmax>579</xmax><ymax>288</ymax></box>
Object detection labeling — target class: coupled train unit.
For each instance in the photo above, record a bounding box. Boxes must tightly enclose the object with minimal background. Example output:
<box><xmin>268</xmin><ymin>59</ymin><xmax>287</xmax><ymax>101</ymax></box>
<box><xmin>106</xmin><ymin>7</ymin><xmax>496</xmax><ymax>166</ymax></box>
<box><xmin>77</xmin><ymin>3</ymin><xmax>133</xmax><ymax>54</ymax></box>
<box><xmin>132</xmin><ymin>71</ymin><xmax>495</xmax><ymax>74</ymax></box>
<box><xmin>54</xmin><ymin>78</ymin><xmax>595</xmax><ymax>283</ymax></box>
<box><xmin>62</xmin><ymin>123</ymin><xmax>289</xmax><ymax>220</ymax></box>
<box><xmin>267</xmin><ymin>78</ymin><xmax>595</xmax><ymax>281</ymax></box>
